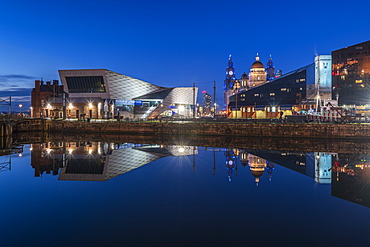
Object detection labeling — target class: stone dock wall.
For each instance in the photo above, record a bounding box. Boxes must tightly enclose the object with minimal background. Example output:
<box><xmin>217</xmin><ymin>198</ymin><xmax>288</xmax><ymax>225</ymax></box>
<box><xmin>0</xmin><ymin>122</ymin><xmax>13</xmax><ymax>151</ymax></box>
<box><xmin>13</xmin><ymin>119</ymin><xmax>370</xmax><ymax>139</ymax></box>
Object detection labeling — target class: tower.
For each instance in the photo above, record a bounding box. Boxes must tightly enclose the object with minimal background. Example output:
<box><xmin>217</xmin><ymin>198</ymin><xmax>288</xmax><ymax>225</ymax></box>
<box><xmin>225</xmin><ymin>54</ymin><xmax>236</xmax><ymax>90</ymax></box>
<box><xmin>248</xmin><ymin>53</ymin><xmax>267</xmax><ymax>88</ymax></box>
<box><xmin>266</xmin><ymin>55</ymin><xmax>275</xmax><ymax>80</ymax></box>
<box><xmin>314</xmin><ymin>55</ymin><xmax>332</xmax><ymax>101</ymax></box>
<box><xmin>240</xmin><ymin>72</ymin><xmax>248</xmax><ymax>89</ymax></box>
<box><xmin>224</xmin><ymin>55</ymin><xmax>236</xmax><ymax>110</ymax></box>
<box><xmin>202</xmin><ymin>91</ymin><xmax>212</xmax><ymax>113</ymax></box>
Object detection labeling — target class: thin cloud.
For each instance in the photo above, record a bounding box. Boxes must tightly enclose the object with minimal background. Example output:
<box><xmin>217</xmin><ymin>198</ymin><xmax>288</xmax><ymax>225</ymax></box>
<box><xmin>0</xmin><ymin>87</ymin><xmax>33</xmax><ymax>97</ymax></box>
<box><xmin>0</xmin><ymin>74</ymin><xmax>38</xmax><ymax>83</ymax></box>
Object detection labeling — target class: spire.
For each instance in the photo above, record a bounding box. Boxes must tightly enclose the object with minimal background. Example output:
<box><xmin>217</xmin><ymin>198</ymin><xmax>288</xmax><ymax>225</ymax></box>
<box><xmin>266</xmin><ymin>54</ymin><xmax>275</xmax><ymax>80</ymax></box>
<box><xmin>227</xmin><ymin>54</ymin><xmax>234</xmax><ymax>68</ymax></box>
<box><xmin>267</xmin><ymin>55</ymin><xmax>274</xmax><ymax>68</ymax></box>
<box><xmin>256</xmin><ymin>53</ymin><xmax>260</xmax><ymax>61</ymax></box>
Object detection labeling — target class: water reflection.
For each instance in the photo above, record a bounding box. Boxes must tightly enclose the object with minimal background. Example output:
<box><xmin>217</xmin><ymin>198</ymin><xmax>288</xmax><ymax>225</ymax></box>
<box><xmin>2</xmin><ymin>141</ymin><xmax>370</xmax><ymax>208</ymax></box>
<box><xmin>30</xmin><ymin>142</ymin><xmax>197</xmax><ymax>181</ymax></box>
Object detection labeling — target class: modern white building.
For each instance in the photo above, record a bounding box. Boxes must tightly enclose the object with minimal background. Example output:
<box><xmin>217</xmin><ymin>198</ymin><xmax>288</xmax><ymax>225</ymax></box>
<box><xmin>57</xmin><ymin>69</ymin><xmax>197</xmax><ymax>119</ymax></box>
<box><xmin>32</xmin><ymin>69</ymin><xmax>198</xmax><ymax>120</ymax></box>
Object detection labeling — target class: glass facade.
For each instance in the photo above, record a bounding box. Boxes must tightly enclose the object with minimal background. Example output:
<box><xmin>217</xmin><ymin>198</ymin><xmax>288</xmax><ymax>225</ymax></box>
<box><xmin>66</xmin><ymin>76</ymin><xmax>106</xmax><ymax>93</ymax></box>
<box><xmin>332</xmin><ymin>41</ymin><xmax>370</xmax><ymax>105</ymax></box>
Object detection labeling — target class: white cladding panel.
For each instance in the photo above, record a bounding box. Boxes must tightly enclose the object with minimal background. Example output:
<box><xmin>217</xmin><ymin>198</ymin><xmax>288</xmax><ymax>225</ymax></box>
<box><xmin>105</xmin><ymin>70</ymin><xmax>165</xmax><ymax>99</ymax></box>
<box><xmin>163</xmin><ymin>87</ymin><xmax>198</xmax><ymax>105</ymax></box>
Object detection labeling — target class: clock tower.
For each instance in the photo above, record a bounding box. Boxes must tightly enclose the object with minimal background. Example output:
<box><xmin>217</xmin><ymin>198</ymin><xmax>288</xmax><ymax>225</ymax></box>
<box><xmin>225</xmin><ymin>54</ymin><xmax>236</xmax><ymax>90</ymax></box>
<box><xmin>224</xmin><ymin>54</ymin><xmax>236</xmax><ymax>110</ymax></box>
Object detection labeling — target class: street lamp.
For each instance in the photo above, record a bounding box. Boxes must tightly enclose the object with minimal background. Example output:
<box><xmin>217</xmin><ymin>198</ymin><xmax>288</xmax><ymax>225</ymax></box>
<box><xmin>19</xmin><ymin>104</ymin><xmax>23</xmax><ymax>116</ymax></box>
<box><xmin>233</xmin><ymin>80</ymin><xmax>241</xmax><ymax>119</ymax></box>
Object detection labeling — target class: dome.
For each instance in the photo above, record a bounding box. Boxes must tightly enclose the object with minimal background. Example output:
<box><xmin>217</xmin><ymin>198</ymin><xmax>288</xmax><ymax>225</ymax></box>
<box><xmin>250</xmin><ymin>169</ymin><xmax>264</xmax><ymax>178</ymax></box>
<box><xmin>251</xmin><ymin>53</ymin><xmax>265</xmax><ymax>69</ymax></box>
<box><xmin>251</xmin><ymin>60</ymin><xmax>264</xmax><ymax>69</ymax></box>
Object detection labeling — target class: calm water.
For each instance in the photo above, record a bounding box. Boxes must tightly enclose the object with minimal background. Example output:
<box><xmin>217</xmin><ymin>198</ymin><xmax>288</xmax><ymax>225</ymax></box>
<box><xmin>1</xmin><ymin>141</ymin><xmax>370</xmax><ymax>247</ymax></box>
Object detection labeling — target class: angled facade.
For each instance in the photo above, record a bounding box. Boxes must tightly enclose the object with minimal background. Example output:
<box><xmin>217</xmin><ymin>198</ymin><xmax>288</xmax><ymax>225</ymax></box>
<box><xmin>31</xmin><ymin>69</ymin><xmax>198</xmax><ymax>119</ymax></box>
<box><xmin>30</xmin><ymin>142</ymin><xmax>196</xmax><ymax>181</ymax></box>
<box><xmin>229</xmin><ymin>63</ymin><xmax>315</xmax><ymax>118</ymax></box>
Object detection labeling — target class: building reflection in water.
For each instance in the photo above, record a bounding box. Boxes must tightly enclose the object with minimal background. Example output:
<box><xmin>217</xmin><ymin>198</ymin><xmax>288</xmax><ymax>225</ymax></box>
<box><xmin>30</xmin><ymin>142</ymin><xmax>197</xmax><ymax>181</ymax></box>
<box><xmin>235</xmin><ymin>148</ymin><xmax>370</xmax><ymax>208</ymax></box>
<box><xmin>225</xmin><ymin>149</ymin><xmax>237</xmax><ymax>181</ymax></box>
<box><xmin>331</xmin><ymin>154</ymin><xmax>370</xmax><ymax>208</ymax></box>
<box><xmin>28</xmin><ymin>142</ymin><xmax>370</xmax><ymax>208</ymax></box>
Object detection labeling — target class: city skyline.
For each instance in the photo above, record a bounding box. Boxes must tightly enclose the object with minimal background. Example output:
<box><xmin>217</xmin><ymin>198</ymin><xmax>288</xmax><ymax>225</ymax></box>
<box><xmin>1</xmin><ymin>0</ymin><xmax>369</xmax><ymax>111</ymax></box>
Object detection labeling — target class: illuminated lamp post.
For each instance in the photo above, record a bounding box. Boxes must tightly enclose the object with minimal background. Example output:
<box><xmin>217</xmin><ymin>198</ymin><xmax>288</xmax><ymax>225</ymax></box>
<box><xmin>233</xmin><ymin>80</ymin><xmax>240</xmax><ymax>119</ymax></box>
<box><xmin>67</xmin><ymin>103</ymin><xmax>74</xmax><ymax>119</ymax></box>
<box><xmin>18</xmin><ymin>104</ymin><xmax>23</xmax><ymax>116</ymax></box>
<box><xmin>88</xmin><ymin>102</ymin><xmax>93</xmax><ymax>119</ymax></box>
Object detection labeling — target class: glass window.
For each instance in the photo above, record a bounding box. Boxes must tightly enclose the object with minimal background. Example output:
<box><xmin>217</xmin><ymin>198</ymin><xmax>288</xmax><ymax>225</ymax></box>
<box><xmin>66</xmin><ymin>76</ymin><xmax>106</xmax><ymax>93</ymax></box>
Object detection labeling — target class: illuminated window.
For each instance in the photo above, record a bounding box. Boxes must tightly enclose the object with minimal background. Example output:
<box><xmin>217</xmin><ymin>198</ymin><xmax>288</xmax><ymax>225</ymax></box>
<box><xmin>341</xmin><ymin>76</ymin><xmax>346</xmax><ymax>80</ymax></box>
<box><xmin>300</xmin><ymin>79</ymin><xmax>305</xmax><ymax>81</ymax></box>
<box><xmin>281</xmin><ymin>88</ymin><xmax>287</xmax><ymax>91</ymax></box>
<box><xmin>356</xmin><ymin>80</ymin><xmax>363</xmax><ymax>83</ymax></box>
<box><xmin>272</xmin><ymin>106</ymin><xmax>276</xmax><ymax>112</ymax></box>
<box><xmin>267</xmin><ymin>107</ymin><xmax>270</xmax><ymax>112</ymax></box>
<box><xmin>247</xmin><ymin>107</ymin><xmax>251</xmax><ymax>112</ymax></box>
<box><xmin>270</xmin><ymin>93</ymin><xmax>275</xmax><ymax>96</ymax></box>
<box><xmin>254</xmin><ymin>94</ymin><xmax>259</xmax><ymax>96</ymax></box>
<box><xmin>300</xmin><ymin>87</ymin><xmax>303</xmax><ymax>90</ymax></box>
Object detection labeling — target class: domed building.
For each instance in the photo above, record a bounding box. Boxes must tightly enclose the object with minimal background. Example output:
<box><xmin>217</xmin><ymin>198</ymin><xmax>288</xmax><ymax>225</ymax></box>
<box><xmin>248</xmin><ymin>154</ymin><xmax>267</xmax><ymax>186</ymax></box>
<box><xmin>248</xmin><ymin>54</ymin><xmax>267</xmax><ymax>87</ymax></box>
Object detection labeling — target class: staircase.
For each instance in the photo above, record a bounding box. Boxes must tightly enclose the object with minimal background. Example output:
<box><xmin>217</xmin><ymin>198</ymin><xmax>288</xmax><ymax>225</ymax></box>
<box><xmin>140</xmin><ymin>106</ymin><xmax>157</xmax><ymax>119</ymax></box>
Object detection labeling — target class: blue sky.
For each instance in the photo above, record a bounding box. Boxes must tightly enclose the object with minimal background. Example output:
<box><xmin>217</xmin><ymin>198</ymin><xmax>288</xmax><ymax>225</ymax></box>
<box><xmin>1</xmin><ymin>0</ymin><xmax>369</xmax><ymax>111</ymax></box>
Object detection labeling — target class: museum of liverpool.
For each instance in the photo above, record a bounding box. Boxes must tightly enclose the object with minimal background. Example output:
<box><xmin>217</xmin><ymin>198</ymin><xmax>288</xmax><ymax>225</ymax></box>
<box><xmin>31</xmin><ymin>69</ymin><xmax>198</xmax><ymax>120</ymax></box>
